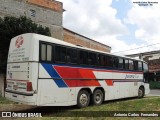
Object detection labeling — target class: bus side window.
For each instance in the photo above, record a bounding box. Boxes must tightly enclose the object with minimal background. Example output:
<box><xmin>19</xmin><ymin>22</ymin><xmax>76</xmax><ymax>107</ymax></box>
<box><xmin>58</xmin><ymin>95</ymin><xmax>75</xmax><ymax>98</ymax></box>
<box><xmin>125</xmin><ymin>59</ymin><xmax>129</xmax><ymax>70</ymax></box>
<box><xmin>129</xmin><ymin>60</ymin><xmax>134</xmax><ymax>70</ymax></box>
<box><xmin>143</xmin><ymin>62</ymin><xmax>148</xmax><ymax>72</ymax></box>
<box><xmin>55</xmin><ymin>45</ymin><xmax>66</xmax><ymax>63</ymax></box>
<box><xmin>41</xmin><ymin>44</ymin><xmax>46</xmax><ymax>61</ymax></box>
<box><xmin>134</xmin><ymin>61</ymin><xmax>138</xmax><ymax>71</ymax></box>
<box><xmin>138</xmin><ymin>61</ymin><xmax>143</xmax><ymax>71</ymax></box>
<box><xmin>79</xmin><ymin>50</ymin><xmax>88</xmax><ymax>65</ymax></box>
<box><xmin>66</xmin><ymin>48</ymin><xmax>78</xmax><ymax>64</ymax></box>
<box><xmin>106</xmin><ymin>56</ymin><xmax>113</xmax><ymax>67</ymax></box>
<box><xmin>40</xmin><ymin>43</ymin><xmax>52</xmax><ymax>62</ymax></box>
<box><xmin>98</xmin><ymin>54</ymin><xmax>105</xmax><ymax>67</ymax></box>
<box><xmin>47</xmin><ymin>45</ymin><xmax>52</xmax><ymax>61</ymax></box>
<box><xmin>113</xmin><ymin>57</ymin><xmax>119</xmax><ymax>68</ymax></box>
<box><xmin>118</xmin><ymin>58</ymin><xmax>124</xmax><ymax>69</ymax></box>
<box><xmin>88</xmin><ymin>52</ymin><xmax>97</xmax><ymax>66</ymax></box>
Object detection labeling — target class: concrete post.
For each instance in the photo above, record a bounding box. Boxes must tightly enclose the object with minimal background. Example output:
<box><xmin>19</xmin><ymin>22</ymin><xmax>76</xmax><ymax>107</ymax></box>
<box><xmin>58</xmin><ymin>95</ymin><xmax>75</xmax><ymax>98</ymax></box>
<box><xmin>0</xmin><ymin>74</ymin><xmax>5</xmax><ymax>97</ymax></box>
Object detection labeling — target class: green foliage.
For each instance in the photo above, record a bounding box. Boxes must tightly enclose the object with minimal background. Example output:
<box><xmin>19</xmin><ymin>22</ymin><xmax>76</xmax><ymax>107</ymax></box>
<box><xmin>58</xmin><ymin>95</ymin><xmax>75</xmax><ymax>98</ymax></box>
<box><xmin>149</xmin><ymin>81</ymin><xmax>160</xmax><ymax>89</ymax></box>
<box><xmin>0</xmin><ymin>16</ymin><xmax>51</xmax><ymax>73</ymax></box>
<box><xmin>0</xmin><ymin>95</ymin><xmax>17</xmax><ymax>104</ymax></box>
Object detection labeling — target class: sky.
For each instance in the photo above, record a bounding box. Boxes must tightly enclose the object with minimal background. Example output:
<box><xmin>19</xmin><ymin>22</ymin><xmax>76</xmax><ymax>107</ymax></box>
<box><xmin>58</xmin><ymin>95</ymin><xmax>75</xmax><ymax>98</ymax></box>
<box><xmin>58</xmin><ymin>0</ymin><xmax>160</xmax><ymax>55</ymax></box>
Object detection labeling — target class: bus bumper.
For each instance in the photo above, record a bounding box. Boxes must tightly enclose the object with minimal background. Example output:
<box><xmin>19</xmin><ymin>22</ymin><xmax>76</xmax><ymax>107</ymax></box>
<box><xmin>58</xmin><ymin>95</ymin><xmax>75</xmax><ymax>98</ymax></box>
<box><xmin>5</xmin><ymin>92</ymin><xmax>36</xmax><ymax>105</ymax></box>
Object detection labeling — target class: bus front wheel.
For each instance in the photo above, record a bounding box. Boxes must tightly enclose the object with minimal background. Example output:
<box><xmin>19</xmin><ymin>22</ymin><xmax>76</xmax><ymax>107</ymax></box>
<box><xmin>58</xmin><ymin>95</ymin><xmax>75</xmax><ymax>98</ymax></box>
<box><xmin>92</xmin><ymin>89</ymin><xmax>104</xmax><ymax>105</ymax></box>
<box><xmin>77</xmin><ymin>90</ymin><xmax>90</xmax><ymax>108</ymax></box>
<box><xmin>138</xmin><ymin>87</ymin><xmax>144</xmax><ymax>98</ymax></box>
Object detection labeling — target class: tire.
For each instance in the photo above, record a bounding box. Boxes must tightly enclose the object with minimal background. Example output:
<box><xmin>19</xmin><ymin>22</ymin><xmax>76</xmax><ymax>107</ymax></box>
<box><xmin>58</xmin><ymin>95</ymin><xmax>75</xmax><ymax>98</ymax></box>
<box><xmin>92</xmin><ymin>89</ymin><xmax>104</xmax><ymax>105</ymax></box>
<box><xmin>138</xmin><ymin>87</ymin><xmax>144</xmax><ymax>98</ymax></box>
<box><xmin>77</xmin><ymin>90</ymin><xmax>90</xmax><ymax>108</ymax></box>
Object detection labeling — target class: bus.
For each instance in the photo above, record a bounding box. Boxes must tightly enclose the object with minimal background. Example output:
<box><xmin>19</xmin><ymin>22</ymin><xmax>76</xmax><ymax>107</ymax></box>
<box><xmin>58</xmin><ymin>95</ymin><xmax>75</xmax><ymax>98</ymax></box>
<box><xmin>5</xmin><ymin>33</ymin><xmax>150</xmax><ymax>108</ymax></box>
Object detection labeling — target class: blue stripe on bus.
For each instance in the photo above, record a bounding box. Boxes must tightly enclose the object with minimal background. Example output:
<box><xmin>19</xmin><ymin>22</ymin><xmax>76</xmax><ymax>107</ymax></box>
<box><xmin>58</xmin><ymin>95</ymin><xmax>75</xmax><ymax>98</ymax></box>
<box><xmin>41</xmin><ymin>63</ymin><xmax>68</xmax><ymax>88</ymax></box>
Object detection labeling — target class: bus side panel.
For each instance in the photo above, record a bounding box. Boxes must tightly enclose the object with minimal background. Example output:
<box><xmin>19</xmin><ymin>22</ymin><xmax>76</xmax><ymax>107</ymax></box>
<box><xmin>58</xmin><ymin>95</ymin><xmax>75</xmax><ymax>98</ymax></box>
<box><xmin>37</xmin><ymin>63</ymin><xmax>76</xmax><ymax>106</ymax></box>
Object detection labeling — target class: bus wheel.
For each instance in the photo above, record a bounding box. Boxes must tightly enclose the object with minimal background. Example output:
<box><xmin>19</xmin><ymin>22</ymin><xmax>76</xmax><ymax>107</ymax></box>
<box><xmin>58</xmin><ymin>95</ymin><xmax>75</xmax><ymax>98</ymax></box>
<box><xmin>77</xmin><ymin>90</ymin><xmax>90</xmax><ymax>108</ymax></box>
<box><xmin>138</xmin><ymin>87</ymin><xmax>144</xmax><ymax>98</ymax></box>
<box><xmin>92</xmin><ymin>89</ymin><xmax>104</xmax><ymax>105</ymax></box>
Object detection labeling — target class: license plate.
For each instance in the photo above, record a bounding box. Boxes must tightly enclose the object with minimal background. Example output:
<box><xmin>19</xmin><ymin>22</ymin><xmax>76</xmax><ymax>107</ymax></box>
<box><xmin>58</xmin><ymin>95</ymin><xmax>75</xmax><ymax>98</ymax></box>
<box><xmin>13</xmin><ymin>85</ymin><xmax>18</xmax><ymax>90</ymax></box>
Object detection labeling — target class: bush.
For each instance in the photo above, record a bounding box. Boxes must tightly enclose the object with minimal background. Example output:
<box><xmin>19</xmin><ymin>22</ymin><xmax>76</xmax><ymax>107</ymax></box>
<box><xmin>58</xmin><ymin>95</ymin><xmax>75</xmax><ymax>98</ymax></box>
<box><xmin>149</xmin><ymin>81</ymin><xmax>160</xmax><ymax>89</ymax></box>
<box><xmin>0</xmin><ymin>16</ymin><xmax>51</xmax><ymax>74</ymax></box>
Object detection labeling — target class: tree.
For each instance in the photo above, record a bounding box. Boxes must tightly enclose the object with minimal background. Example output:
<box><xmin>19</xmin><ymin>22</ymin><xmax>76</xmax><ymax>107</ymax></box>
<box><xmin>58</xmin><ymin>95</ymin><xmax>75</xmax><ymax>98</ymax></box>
<box><xmin>0</xmin><ymin>16</ymin><xmax>51</xmax><ymax>73</ymax></box>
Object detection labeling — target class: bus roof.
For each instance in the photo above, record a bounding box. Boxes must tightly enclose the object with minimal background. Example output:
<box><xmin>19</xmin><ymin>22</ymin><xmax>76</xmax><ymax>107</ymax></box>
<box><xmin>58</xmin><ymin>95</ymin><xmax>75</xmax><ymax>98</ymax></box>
<box><xmin>13</xmin><ymin>33</ymin><xmax>146</xmax><ymax>63</ymax></box>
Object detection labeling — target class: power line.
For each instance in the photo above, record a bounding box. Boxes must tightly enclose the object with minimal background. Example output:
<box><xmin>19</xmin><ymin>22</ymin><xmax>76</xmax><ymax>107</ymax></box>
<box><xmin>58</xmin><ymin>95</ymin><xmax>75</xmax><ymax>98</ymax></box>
<box><xmin>112</xmin><ymin>43</ymin><xmax>160</xmax><ymax>54</ymax></box>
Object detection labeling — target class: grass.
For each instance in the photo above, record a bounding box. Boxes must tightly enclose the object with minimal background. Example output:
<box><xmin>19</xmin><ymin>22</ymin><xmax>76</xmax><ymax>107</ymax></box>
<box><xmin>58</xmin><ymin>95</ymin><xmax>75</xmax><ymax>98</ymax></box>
<box><xmin>149</xmin><ymin>81</ymin><xmax>160</xmax><ymax>89</ymax></box>
<box><xmin>0</xmin><ymin>96</ymin><xmax>160</xmax><ymax>120</ymax></box>
<box><xmin>0</xmin><ymin>95</ymin><xmax>17</xmax><ymax>104</ymax></box>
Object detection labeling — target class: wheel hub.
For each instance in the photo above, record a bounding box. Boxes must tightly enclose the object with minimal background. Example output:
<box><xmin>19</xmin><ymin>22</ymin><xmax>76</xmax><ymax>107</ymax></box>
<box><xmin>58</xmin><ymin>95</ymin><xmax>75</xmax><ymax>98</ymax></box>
<box><xmin>80</xmin><ymin>94</ymin><xmax>88</xmax><ymax>105</ymax></box>
<box><xmin>95</xmin><ymin>93</ymin><xmax>101</xmax><ymax>103</ymax></box>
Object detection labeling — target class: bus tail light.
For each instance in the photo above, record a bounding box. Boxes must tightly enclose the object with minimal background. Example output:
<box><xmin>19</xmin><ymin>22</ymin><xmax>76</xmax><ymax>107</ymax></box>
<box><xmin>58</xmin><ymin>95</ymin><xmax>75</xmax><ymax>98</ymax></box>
<box><xmin>27</xmin><ymin>82</ymin><xmax>33</xmax><ymax>91</ymax></box>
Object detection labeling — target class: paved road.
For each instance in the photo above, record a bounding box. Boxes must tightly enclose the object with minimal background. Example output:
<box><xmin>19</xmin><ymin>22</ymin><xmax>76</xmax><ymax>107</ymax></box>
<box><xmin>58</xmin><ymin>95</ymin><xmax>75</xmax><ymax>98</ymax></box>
<box><xmin>147</xmin><ymin>89</ymin><xmax>160</xmax><ymax>96</ymax></box>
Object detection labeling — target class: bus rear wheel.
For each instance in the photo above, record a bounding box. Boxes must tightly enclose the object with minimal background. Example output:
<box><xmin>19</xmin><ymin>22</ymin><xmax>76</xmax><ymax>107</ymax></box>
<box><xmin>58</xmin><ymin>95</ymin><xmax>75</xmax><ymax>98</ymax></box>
<box><xmin>92</xmin><ymin>89</ymin><xmax>104</xmax><ymax>105</ymax></box>
<box><xmin>77</xmin><ymin>90</ymin><xmax>90</xmax><ymax>108</ymax></box>
<box><xmin>138</xmin><ymin>87</ymin><xmax>144</xmax><ymax>98</ymax></box>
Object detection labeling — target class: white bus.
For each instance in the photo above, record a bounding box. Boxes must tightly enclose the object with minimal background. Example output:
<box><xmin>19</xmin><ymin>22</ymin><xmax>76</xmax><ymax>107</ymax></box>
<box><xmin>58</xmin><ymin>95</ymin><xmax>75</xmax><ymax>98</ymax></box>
<box><xmin>5</xmin><ymin>33</ymin><xmax>150</xmax><ymax>108</ymax></box>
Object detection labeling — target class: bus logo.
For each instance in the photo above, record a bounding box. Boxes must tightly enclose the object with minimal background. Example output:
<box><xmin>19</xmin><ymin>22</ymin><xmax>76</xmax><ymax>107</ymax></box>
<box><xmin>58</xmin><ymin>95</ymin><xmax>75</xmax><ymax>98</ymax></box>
<box><xmin>15</xmin><ymin>36</ymin><xmax>24</xmax><ymax>48</ymax></box>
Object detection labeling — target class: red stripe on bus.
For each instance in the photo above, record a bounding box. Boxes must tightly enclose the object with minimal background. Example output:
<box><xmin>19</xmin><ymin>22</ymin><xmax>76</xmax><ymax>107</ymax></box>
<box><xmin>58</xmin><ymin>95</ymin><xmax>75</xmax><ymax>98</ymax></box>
<box><xmin>54</xmin><ymin>66</ymin><xmax>101</xmax><ymax>87</ymax></box>
<box><xmin>105</xmin><ymin>80</ymin><xmax>113</xmax><ymax>86</ymax></box>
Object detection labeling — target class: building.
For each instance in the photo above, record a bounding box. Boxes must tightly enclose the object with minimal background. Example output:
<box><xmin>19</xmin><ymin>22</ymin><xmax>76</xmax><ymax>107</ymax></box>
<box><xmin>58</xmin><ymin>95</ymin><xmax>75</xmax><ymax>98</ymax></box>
<box><xmin>0</xmin><ymin>0</ymin><xmax>111</xmax><ymax>53</ymax></box>
<box><xmin>0</xmin><ymin>0</ymin><xmax>63</xmax><ymax>40</ymax></box>
<box><xmin>126</xmin><ymin>50</ymin><xmax>160</xmax><ymax>81</ymax></box>
<box><xmin>63</xmin><ymin>28</ymin><xmax>111</xmax><ymax>52</ymax></box>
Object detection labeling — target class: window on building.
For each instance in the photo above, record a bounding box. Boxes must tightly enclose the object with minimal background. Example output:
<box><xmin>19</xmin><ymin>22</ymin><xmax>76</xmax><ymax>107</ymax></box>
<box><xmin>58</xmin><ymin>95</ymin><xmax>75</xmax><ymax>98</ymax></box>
<box><xmin>30</xmin><ymin>9</ymin><xmax>36</xmax><ymax>17</ymax></box>
<box><xmin>125</xmin><ymin>59</ymin><xmax>129</xmax><ymax>70</ymax></box>
<box><xmin>129</xmin><ymin>60</ymin><xmax>134</xmax><ymax>70</ymax></box>
<box><xmin>88</xmin><ymin>52</ymin><xmax>97</xmax><ymax>66</ymax></box>
<box><xmin>55</xmin><ymin>45</ymin><xmax>66</xmax><ymax>63</ymax></box>
<box><xmin>79</xmin><ymin>50</ymin><xmax>88</xmax><ymax>65</ymax></box>
<box><xmin>66</xmin><ymin>48</ymin><xmax>78</xmax><ymax>64</ymax></box>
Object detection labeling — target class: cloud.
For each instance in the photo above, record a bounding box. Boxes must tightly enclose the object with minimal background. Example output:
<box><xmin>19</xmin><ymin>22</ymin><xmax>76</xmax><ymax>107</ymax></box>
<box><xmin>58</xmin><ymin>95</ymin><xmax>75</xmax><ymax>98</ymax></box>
<box><xmin>58</xmin><ymin>0</ymin><xmax>160</xmax><ymax>55</ymax></box>
<box><xmin>125</xmin><ymin>0</ymin><xmax>160</xmax><ymax>51</ymax></box>
<box><xmin>58</xmin><ymin>0</ymin><xmax>129</xmax><ymax>53</ymax></box>
<box><xmin>60</xmin><ymin>0</ymin><xmax>128</xmax><ymax>36</ymax></box>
